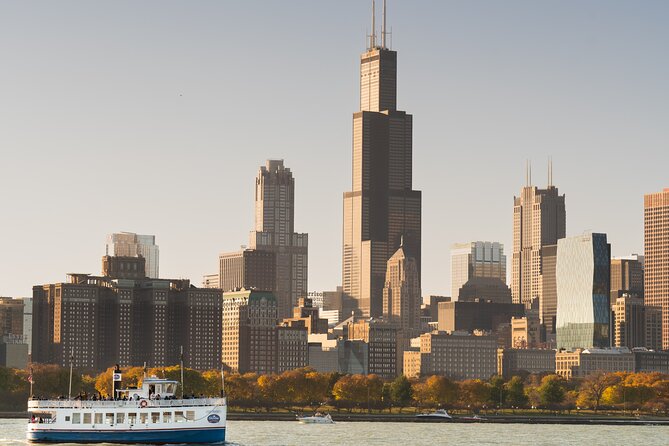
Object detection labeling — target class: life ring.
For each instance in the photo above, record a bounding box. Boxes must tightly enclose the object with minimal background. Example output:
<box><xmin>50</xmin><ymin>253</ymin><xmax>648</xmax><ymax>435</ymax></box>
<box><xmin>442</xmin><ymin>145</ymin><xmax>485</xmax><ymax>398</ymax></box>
<box><xmin>139</xmin><ymin>399</ymin><xmax>148</xmax><ymax>408</ymax></box>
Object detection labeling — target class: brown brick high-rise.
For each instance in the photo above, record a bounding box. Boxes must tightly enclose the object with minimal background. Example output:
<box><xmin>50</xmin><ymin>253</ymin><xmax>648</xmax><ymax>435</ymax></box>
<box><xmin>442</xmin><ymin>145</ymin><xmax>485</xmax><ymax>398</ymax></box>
<box><xmin>644</xmin><ymin>188</ymin><xmax>669</xmax><ymax>349</ymax></box>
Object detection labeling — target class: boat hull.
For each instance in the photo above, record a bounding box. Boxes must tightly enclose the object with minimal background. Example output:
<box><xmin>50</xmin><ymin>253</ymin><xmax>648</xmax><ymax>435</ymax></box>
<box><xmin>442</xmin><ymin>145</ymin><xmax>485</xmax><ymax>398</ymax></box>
<box><xmin>27</xmin><ymin>427</ymin><xmax>226</xmax><ymax>444</ymax></box>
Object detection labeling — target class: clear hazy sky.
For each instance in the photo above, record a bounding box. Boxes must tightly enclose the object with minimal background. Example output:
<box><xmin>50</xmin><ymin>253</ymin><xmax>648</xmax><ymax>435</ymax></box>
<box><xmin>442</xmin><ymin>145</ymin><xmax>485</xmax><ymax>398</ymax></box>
<box><xmin>1</xmin><ymin>1</ymin><xmax>667</xmax><ymax>299</ymax></box>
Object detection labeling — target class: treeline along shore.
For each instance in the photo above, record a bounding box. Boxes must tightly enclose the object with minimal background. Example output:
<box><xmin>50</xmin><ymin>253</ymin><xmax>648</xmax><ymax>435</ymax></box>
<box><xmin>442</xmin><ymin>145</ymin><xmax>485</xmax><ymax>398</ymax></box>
<box><xmin>3</xmin><ymin>365</ymin><xmax>669</xmax><ymax>420</ymax></box>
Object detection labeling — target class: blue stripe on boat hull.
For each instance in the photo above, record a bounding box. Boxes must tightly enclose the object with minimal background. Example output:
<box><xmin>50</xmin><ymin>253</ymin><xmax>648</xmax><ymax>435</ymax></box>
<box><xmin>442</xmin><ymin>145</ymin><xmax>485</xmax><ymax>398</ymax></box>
<box><xmin>28</xmin><ymin>427</ymin><xmax>226</xmax><ymax>444</ymax></box>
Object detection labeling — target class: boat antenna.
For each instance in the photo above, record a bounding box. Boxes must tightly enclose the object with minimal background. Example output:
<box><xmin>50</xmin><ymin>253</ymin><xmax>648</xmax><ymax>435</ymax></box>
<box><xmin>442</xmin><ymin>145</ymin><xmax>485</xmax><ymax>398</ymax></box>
<box><xmin>180</xmin><ymin>345</ymin><xmax>185</xmax><ymax>399</ymax></box>
<box><xmin>68</xmin><ymin>347</ymin><xmax>74</xmax><ymax>400</ymax></box>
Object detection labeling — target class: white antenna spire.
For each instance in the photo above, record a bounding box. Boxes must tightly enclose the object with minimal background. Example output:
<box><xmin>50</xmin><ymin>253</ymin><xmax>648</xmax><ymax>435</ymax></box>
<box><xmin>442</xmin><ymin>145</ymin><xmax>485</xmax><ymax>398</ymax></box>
<box><xmin>382</xmin><ymin>0</ymin><xmax>387</xmax><ymax>49</ymax></box>
<box><xmin>371</xmin><ymin>0</ymin><xmax>377</xmax><ymax>49</ymax></box>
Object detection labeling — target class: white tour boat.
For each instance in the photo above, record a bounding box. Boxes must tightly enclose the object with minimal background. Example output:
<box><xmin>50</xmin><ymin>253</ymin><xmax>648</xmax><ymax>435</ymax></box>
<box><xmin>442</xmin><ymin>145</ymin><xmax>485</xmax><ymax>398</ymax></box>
<box><xmin>27</xmin><ymin>373</ymin><xmax>226</xmax><ymax>444</ymax></box>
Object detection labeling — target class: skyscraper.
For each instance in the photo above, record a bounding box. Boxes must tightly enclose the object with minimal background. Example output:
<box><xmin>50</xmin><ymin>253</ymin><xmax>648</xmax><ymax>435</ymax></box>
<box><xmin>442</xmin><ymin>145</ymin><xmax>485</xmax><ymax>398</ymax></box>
<box><xmin>556</xmin><ymin>233</ymin><xmax>611</xmax><ymax>351</ymax></box>
<box><xmin>106</xmin><ymin>232</ymin><xmax>159</xmax><ymax>278</ymax></box>
<box><xmin>512</xmin><ymin>166</ymin><xmax>565</xmax><ymax>337</ymax></box>
<box><xmin>382</xmin><ymin>241</ymin><xmax>421</xmax><ymax>336</ymax></box>
<box><xmin>249</xmin><ymin>160</ymin><xmax>308</xmax><ymax>319</ymax></box>
<box><xmin>451</xmin><ymin>241</ymin><xmax>506</xmax><ymax>300</ymax></box>
<box><xmin>644</xmin><ymin>188</ymin><xmax>669</xmax><ymax>349</ymax></box>
<box><xmin>343</xmin><ymin>2</ymin><xmax>421</xmax><ymax>318</ymax></box>
<box><xmin>610</xmin><ymin>255</ymin><xmax>644</xmax><ymax>300</ymax></box>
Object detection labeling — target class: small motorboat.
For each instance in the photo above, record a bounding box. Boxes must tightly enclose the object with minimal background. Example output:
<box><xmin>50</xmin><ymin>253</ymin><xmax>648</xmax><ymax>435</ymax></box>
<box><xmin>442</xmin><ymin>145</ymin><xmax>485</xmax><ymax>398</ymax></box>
<box><xmin>415</xmin><ymin>409</ymin><xmax>453</xmax><ymax>421</ymax></box>
<box><xmin>297</xmin><ymin>412</ymin><xmax>335</xmax><ymax>424</ymax></box>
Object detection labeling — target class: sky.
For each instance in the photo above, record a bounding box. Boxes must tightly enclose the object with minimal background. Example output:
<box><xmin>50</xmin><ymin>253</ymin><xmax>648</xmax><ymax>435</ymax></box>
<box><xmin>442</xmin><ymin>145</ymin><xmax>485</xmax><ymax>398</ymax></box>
<box><xmin>1</xmin><ymin>1</ymin><xmax>668</xmax><ymax>299</ymax></box>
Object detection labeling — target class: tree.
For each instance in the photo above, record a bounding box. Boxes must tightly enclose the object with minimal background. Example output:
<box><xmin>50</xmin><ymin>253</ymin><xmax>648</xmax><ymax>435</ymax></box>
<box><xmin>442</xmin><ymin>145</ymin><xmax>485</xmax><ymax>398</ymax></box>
<box><xmin>505</xmin><ymin>376</ymin><xmax>528</xmax><ymax>408</ymax></box>
<box><xmin>538</xmin><ymin>375</ymin><xmax>565</xmax><ymax>409</ymax></box>
<box><xmin>257</xmin><ymin>374</ymin><xmax>280</xmax><ymax>411</ymax></box>
<box><xmin>458</xmin><ymin>380</ymin><xmax>491</xmax><ymax>410</ymax></box>
<box><xmin>390</xmin><ymin>375</ymin><xmax>412</xmax><ymax>412</ymax></box>
<box><xmin>577</xmin><ymin>372</ymin><xmax>619</xmax><ymax>411</ymax></box>
<box><xmin>489</xmin><ymin>375</ymin><xmax>506</xmax><ymax>408</ymax></box>
<box><xmin>413</xmin><ymin>376</ymin><xmax>458</xmax><ymax>409</ymax></box>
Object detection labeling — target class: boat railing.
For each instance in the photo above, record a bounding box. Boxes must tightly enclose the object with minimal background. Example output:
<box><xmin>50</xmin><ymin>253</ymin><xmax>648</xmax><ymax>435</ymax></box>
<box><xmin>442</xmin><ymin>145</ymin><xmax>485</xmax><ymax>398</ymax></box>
<box><xmin>28</xmin><ymin>397</ymin><xmax>225</xmax><ymax>410</ymax></box>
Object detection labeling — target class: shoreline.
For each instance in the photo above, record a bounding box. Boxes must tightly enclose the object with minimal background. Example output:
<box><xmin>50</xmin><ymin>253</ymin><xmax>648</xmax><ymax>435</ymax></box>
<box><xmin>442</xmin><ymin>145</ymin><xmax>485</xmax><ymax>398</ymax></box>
<box><xmin>4</xmin><ymin>411</ymin><xmax>669</xmax><ymax>426</ymax></box>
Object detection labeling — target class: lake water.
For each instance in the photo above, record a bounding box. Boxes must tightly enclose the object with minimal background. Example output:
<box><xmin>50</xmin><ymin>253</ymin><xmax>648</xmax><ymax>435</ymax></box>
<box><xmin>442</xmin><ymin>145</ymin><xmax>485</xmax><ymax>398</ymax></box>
<box><xmin>2</xmin><ymin>418</ymin><xmax>668</xmax><ymax>446</ymax></box>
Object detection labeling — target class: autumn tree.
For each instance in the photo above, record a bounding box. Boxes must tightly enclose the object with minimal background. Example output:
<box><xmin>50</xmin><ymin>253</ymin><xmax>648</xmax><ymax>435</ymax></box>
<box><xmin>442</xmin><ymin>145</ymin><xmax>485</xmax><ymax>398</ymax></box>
<box><xmin>504</xmin><ymin>376</ymin><xmax>528</xmax><ymax>408</ymax></box>
<box><xmin>458</xmin><ymin>379</ymin><xmax>491</xmax><ymax>410</ymax></box>
<box><xmin>412</xmin><ymin>376</ymin><xmax>458</xmax><ymax>409</ymax></box>
<box><xmin>576</xmin><ymin>372</ymin><xmax>620</xmax><ymax>411</ymax></box>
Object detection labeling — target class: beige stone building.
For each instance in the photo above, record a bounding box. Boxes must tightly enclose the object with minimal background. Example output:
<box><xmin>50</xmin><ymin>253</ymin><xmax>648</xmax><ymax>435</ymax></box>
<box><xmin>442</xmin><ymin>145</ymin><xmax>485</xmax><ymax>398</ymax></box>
<box><xmin>382</xmin><ymin>242</ymin><xmax>421</xmax><ymax>336</ymax></box>
<box><xmin>512</xmin><ymin>173</ymin><xmax>565</xmax><ymax>337</ymax></box>
<box><xmin>555</xmin><ymin>348</ymin><xmax>634</xmax><ymax>379</ymax></box>
<box><xmin>644</xmin><ymin>188</ymin><xmax>669</xmax><ymax>349</ymax></box>
<box><xmin>411</xmin><ymin>332</ymin><xmax>497</xmax><ymax>380</ymax></box>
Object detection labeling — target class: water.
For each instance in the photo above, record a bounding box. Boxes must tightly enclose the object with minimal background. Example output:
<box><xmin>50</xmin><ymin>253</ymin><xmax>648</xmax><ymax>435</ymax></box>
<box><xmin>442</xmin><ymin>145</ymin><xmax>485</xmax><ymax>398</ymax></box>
<box><xmin>3</xmin><ymin>418</ymin><xmax>668</xmax><ymax>446</ymax></box>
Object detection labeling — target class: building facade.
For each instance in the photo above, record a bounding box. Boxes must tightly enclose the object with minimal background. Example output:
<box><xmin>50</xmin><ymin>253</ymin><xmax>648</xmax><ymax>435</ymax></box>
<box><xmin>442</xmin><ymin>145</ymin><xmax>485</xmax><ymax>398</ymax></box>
<box><xmin>555</xmin><ymin>348</ymin><xmax>634</xmax><ymax>379</ymax></box>
<box><xmin>644</xmin><ymin>188</ymin><xmax>669</xmax><ymax>349</ymax></box>
<box><xmin>219</xmin><ymin>249</ymin><xmax>275</xmax><ymax>293</ymax></box>
<box><xmin>342</xmin><ymin>22</ymin><xmax>421</xmax><ymax>319</ymax></box>
<box><xmin>512</xmin><ymin>179</ymin><xmax>566</xmax><ymax>337</ymax></box>
<box><xmin>413</xmin><ymin>332</ymin><xmax>497</xmax><ymax>380</ymax></box>
<box><xmin>451</xmin><ymin>242</ymin><xmax>506</xmax><ymax>301</ymax></box>
<box><xmin>437</xmin><ymin>301</ymin><xmax>525</xmax><ymax>334</ymax></box>
<box><xmin>32</xmin><ymin>265</ymin><xmax>221</xmax><ymax>371</ymax></box>
<box><xmin>222</xmin><ymin>289</ymin><xmax>281</xmax><ymax>374</ymax></box>
<box><xmin>249</xmin><ymin>160</ymin><xmax>308</xmax><ymax>319</ymax></box>
<box><xmin>556</xmin><ymin>233</ymin><xmax>611</xmax><ymax>351</ymax></box>
<box><xmin>106</xmin><ymin>232</ymin><xmax>159</xmax><ymax>278</ymax></box>
<box><xmin>382</xmin><ymin>243</ymin><xmax>421</xmax><ymax>336</ymax></box>
<box><xmin>497</xmin><ymin>348</ymin><xmax>556</xmax><ymax>378</ymax></box>
<box><xmin>610</xmin><ymin>256</ymin><xmax>644</xmax><ymax>300</ymax></box>
<box><xmin>612</xmin><ymin>294</ymin><xmax>662</xmax><ymax>350</ymax></box>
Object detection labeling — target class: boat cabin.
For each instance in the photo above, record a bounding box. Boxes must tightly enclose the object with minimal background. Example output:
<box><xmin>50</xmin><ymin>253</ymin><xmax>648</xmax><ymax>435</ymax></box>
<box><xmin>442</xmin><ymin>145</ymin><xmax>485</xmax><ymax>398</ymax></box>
<box><xmin>116</xmin><ymin>376</ymin><xmax>178</xmax><ymax>400</ymax></box>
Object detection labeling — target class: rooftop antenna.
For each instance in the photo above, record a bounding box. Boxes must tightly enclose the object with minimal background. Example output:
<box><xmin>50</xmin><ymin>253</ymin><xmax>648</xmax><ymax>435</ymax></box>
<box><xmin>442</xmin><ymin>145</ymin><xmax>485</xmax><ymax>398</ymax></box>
<box><xmin>525</xmin><ymin>160</ymin><xmax>529</xmax><ymax>187</ymax></box>
<box><xmin>529</xmin><ymin>160</ymin><xmax>532</xmax><ymax>186</ymax></box>
<box><xmin>549</xmin><ymin>157</ymin><xmax>554</xmax><ymax>187</ymax></box>
<box><xmin>381</xmin><ymin>0</ymin><xmax>387</xmax><ymax>49</ymax></box>
<box><xmin>370</xmin><ymin>0</ymin><xmax>377</xmax><ymax>49</ymax></box>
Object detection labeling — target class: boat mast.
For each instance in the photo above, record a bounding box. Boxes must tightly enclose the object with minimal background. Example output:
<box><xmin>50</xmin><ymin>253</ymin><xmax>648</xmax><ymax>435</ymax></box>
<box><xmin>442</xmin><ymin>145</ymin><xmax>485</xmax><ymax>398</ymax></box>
<box><xmin>180</xmin><ymin>345</ymin><xmax>185</xmax><ymax>399</ymax></box>
<box><xmin>68</xmin><ymin>347</ymin><xmax>74</xmax><ymax>400</ymax></box>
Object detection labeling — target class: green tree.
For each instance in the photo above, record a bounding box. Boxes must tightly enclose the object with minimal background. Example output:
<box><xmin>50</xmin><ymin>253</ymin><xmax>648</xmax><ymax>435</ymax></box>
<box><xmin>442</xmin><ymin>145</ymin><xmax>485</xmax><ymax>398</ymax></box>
<box><xmin>504</xmin><ymin>376</ymin><xmax>528</xmax><ymax>408</ymax></box>
<box><xmin>390</xmin><ymin>375</ymin><xmax>412</xmax><ymax>412</ymax></box>
<box><xmin>538</xmin><ymin>375</ymin><xmax>565</xmax><ymax>409</ymax></box>
<box><xmin>489</xmin><ymin>375</ymin><xmax>506</xmax><ymax>408</ymax></box>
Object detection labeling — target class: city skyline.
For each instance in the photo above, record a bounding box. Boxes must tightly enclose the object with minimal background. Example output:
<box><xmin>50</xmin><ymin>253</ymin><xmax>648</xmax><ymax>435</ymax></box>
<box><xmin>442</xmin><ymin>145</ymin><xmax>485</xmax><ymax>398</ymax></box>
<box><xmin>1</xmin><ymin>1</ymin><xmax>668</xmax><ymax>299</ymax></box>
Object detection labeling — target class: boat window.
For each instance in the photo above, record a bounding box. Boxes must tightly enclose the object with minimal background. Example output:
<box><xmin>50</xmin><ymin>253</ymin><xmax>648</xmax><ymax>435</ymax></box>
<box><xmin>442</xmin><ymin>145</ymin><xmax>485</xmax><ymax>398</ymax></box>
<box><xmin>65</xmin><ymin>416</ymin><xmax>70</xmax><ymax>422</ymax></box>
<box><xmin>94</xmin><ymin>413</ymin><xmax>103</xmax><ymax>425</ymax></box>
<box><xmin>174</xmin><ymin>411</ymin><xmax>184</xmax><ymax>423</ymax></box>
<box><xmin>186</xmin><ymin>411</ymin><xmax>195</xmax><ymax>421</ymax></box>
<box><xmin>140</xmin><ymin>413</ymin><xmax>148</xmax><ymax>424</ymax></box>
<box><xmin>83</xmin><ymin>413</ymin><xmax>91</xmax><ymax>424</ymax></box>
<box><xmin>116</xmin><ymin>413</ymin><xmax>125</xmax><ymax>424</ymax></box>
<box><xmin>151</xmin><ymin>412</ymin><xmax>160</xmax><ymax>423</ymax></box>
<box><xmin>166</xmin><ymin>384</ymin><xmax>174</xmax><ymax>394</ymax></box>
<box><xmin>105</xmin><ymin>413</ymin><xmax>114</xmax><ymax>425</ymax></box>
<box><xmin>128</xmin><ymin>413</ymin><xmax>137</xmax><ymax>425</ymax></box>
<box><xmin>149</xmin><ymin>384</ymin><xmax>156</xmax><ymax>397</ymax></box>
<box><xmin>163</xmin><ymin>412</ymin><xmax>172</xmax><ymax>423</ymax></box>
<box><xmin>72</xmin><ymin>413</ymin><xmax>80</xmax><ymax>424</ymax></box>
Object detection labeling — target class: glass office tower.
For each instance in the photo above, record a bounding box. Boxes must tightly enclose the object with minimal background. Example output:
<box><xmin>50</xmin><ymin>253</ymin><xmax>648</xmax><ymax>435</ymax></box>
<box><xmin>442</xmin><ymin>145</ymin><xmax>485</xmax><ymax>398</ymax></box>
<box><xmin>556</xmin><ymin>233</ymin><xmax>611</xmax><ymax>350</ymax></box>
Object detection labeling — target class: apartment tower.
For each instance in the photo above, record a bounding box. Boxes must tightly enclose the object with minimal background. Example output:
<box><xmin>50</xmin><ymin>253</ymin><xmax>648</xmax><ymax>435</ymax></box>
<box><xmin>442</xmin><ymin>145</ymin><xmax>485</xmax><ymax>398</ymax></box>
<box><xmin>644</xmin><ymin>188</ymin><xmax>669</xmax><ymax>349</ymax></box>
<box><xmin>512</xmin><ymin>164</ymin><xmax>565</xmax><ymax>337</ymax></box>
<box><xmin>343</xmin><ymin>1</ymin><xmax>421</xmax><ymax>317</ymax></box>
<box><xmin>249</xmin><ymin>160</ymin><xmax>308</xmax><ymax>318</ymax></box>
